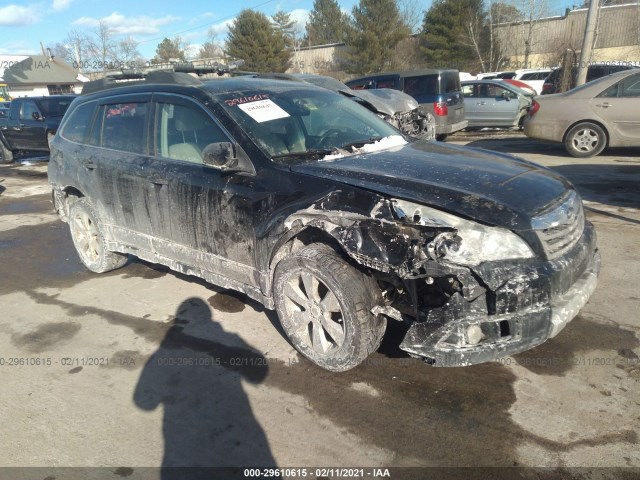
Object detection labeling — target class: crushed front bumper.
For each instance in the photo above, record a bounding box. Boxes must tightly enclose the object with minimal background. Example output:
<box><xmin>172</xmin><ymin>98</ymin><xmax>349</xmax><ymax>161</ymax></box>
<box><xmin>399</xmin><ymin>224</ymin><xmax>600</xmax><ymax>366</ymax></box>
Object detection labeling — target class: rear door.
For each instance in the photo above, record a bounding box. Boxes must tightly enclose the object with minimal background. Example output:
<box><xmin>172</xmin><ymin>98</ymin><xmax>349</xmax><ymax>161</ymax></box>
<box><xmin>89</xmin><ymin>94</ymin><xmax>154</xmax><ymax>249</ymax></box>
<box><xmin>461</xmin><ymin>83</ymin><xmax>481</xmax><ymax>126</ymax></box>
<box><xmin>592</xmin><ymin>72</ymin><xmax>640</xmax><ymax>144</ymax></box>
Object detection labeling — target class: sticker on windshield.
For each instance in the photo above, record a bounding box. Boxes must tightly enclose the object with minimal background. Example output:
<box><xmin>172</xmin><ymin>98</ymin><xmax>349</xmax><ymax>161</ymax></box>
<box><xmin>237</xmin><ymin>99</ymin><xmax>290</xmax><ymax>123</ymax></box>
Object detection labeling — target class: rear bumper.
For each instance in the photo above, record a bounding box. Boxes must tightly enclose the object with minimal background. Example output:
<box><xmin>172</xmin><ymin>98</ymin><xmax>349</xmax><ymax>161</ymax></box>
<box><xmin>436</xmin><ymin>119</ymin><xmax>468</xmax><ymax>135</ymax></box>
<box><xmin>399</xmin><ymin>224</ymin><xmax>600</xmax><ymax>366</ymax></box>
<box><xmin>523</xmin><ymin>117</ymin><xmax>565</xmax><ymax>142</ymax></box>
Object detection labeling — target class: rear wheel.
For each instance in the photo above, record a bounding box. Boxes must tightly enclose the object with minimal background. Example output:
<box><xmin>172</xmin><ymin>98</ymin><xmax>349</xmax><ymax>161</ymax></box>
<box><xmin>69</xmin><ymin>198</ymin><xmax>127</xmax><ymax>273</ymax></box>
<box><xmin>273</xmin><ymin>244</ymin><xmax>386</xmax><ymax>372</ymax></box>
<box><xmin>564</xmin><ymin>122</ymin><xmax>606</xmax><ymax>158</ymax></box>
<box><xmin>0</xmin><ymin>141</ymin><xmax>13</xmax><ymax>164</ymax></box>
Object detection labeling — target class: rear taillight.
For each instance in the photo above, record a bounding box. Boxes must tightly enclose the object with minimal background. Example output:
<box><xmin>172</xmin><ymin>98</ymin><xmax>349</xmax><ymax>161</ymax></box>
<box><xmin>529</xmin><ymin>99</ymin><xmax>540</xmax><ymax>116</ymax></box>
<box><xmin>541</xmin><ymin>83</ymin><xmax>552</xmax><ymax>94</ymax></box>
<box><xmin>433</xmin><ymin>101</ymin><xmax>448</xmax><ymax>116</ymax></box>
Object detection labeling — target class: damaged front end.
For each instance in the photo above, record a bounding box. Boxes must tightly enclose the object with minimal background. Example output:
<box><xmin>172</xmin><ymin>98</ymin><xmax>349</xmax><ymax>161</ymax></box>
<box><xmin>387</xmin><ymin>107</ymin><xmax>436</xmax><ymax>141</ymax></box>
<box><xmin>284</xmin><ymin>190</ymin><xmax>600</xmax><ymax>367</ymax></box>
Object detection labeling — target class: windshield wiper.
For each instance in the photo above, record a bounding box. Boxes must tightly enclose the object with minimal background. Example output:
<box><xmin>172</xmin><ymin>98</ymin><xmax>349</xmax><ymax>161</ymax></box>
<box><xmin>338</xmin><ymin>137</ymin><xmax>384</xmax><ymax>151</ymax></box>
<box><xmin>272</xmin><ymin>148</ymin><xmax>335</xmax><ymax>161</ymax></box>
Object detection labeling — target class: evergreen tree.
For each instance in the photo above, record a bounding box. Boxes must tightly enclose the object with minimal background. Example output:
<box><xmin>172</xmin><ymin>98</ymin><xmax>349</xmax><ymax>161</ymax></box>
<box><xmin>419</xmin><ymin>0</ymin><xmax>488</xmax><ymax>71</ymax></box>
<box><xmin>272</xmin><ymin>10</ymin><xmax>297</xmax><ymax>48</ymax></box>
<box><xmin>225</xmin><ymin>9</ymin><xmax>292</xmax><ymax>72</ymax></box>
<box><xmin>153</xmin><ymin>37</ymin><xmax>186</xmax><ymax>63</ymax></box>
<box><xmin>342</xmin><ymin>0</ymin><xmax>410</xmax><ymax>74</ymax></box>
<box><xmin>305</xmin><ymin>0</ymin><xmax>351</xmax><ymax>46</ymax></box>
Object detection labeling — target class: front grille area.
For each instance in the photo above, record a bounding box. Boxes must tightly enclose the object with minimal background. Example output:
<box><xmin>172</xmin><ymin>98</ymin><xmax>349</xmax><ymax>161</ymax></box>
<box><xmin>532</xmin><ymin>190</ymin><xmax>586</xmax><ymax>260</ymax></box>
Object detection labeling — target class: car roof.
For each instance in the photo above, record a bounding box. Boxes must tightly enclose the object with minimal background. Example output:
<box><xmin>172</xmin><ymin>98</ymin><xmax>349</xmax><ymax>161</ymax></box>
<box><xmin>79</xmin><ymin>73</ymin><xmax>326</xmax><ymax>100</ymax></box>
<box><xmin>347</xmin><ymin>69</ymin><xmax>459</xmax><ymax>81</ymax></box>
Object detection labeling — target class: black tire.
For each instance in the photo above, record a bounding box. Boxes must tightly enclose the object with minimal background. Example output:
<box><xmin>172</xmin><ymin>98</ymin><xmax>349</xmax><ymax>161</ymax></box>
<box><xmin>0</xmin><ymin>140</ymin><xmax>13</xmax><ymax>164</ymax></box>
<box><xmin>564</xmin><ymin>122</ymin><xmax>607</xmax><ymax>158</ymax></box>
<box><xmin>435</xmin><ymin>134</ymin><xmax>448</xmax><ymax>142</ymax></box>
<box><xmin>69</xmin><ymin>198</ymin><xmax>127</xmax><ymax>273</ymax></box>
<box><xmin>273</xmin><ymin>244</ymin><xmax>386</xmax><ymax>372</ymax></box>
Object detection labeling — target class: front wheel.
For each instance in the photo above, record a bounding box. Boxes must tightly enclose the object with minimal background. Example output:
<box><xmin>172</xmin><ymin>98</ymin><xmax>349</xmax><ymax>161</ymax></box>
<box><xmin>273</xmin><ymin>244</ymin><xmax>386</xmax><ymax>372</ymax></box>
<box><xmin>564</xmin><ymin>122</ymin><xmax>606</xmax><ymax>158</ymax></box>
<box><xmin>69</xmin><ymin>198</ymin><xmax>127</xmax><ymax>273</ymax></box>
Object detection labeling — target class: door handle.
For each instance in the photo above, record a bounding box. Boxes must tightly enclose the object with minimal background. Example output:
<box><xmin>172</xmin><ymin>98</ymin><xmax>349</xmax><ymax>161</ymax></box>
<box><xmin>80</xmin><ymin>159</ymin><xmax>96</xmax><ymax>170</ymax></box>
<box><xmin>477</xmin><ymin>102</ymin><xmax>486</xmax><ymax>105</ymax></box>
<box><xmin>596</xmin><ymin>103</ymin><xmax>612</xmax><ymax>108</ymax></box>
<box><xmin>151</xmin><ymin>177</ymin><xmax>168</xmax><ymax>185</ymax></box>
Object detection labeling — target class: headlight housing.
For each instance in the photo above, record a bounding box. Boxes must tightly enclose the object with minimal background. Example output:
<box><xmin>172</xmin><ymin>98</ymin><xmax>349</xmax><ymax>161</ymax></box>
<box><xmin>392</xmin><ymin>199</ymin><xmax>534</xmax><ymax>266</ymax></box>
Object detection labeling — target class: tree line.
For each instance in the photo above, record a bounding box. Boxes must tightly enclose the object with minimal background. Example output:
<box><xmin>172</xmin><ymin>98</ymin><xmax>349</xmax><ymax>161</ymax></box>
<box><xmin>51</xmin><ymin>0</ymin><xmax>563</xmax><ymax>76</ymax></box>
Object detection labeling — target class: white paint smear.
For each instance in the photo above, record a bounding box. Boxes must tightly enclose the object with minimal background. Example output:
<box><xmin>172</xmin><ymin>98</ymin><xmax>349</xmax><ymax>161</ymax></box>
<box><xmin>238</xmin><ymin>99</ymin><xmax>290</xmax><ymax>123</ymax></box>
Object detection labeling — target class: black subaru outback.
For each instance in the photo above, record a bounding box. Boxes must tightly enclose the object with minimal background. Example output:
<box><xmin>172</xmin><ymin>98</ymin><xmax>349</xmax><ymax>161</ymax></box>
<box><xmin>48</xmin><ymin>71</ymin><xmax>599</xmax><ymax>371</ymax></box>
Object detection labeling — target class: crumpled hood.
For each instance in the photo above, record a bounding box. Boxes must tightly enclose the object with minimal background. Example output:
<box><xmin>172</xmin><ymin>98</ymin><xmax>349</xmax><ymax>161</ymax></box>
<box><xmin>341</xmin><ymin>88</ymin><xmax>419</xmax><ymax>116</ymax></box>
<box><xmin>290</xmin><ymin>141</ymin><xmax>573</xmax><ymax>229</ymax></box>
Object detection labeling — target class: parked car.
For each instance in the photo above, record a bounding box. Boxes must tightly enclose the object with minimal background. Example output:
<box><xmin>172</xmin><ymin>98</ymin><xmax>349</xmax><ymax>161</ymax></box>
<box><xmin>0</xmin><ymin>95</ymin><xmax>76</xmax><ymax>163</ymax></box>
<box><xmin>542</xmin><ymin>62</ymin><xmax>638</xmax><ymax>94</ymax></box>
<box><xmin>524</xmin><ymin>69</ymin><xmax>640</xmax><ymax>157</ymax></box>
<box><xmin>500</xmin><ymin>78</ymin><xmax>537</xmax><ymax>96</ymax></box>
<box><xmin>252</xmin><ymin>73</ymin><xmax>435</xmax><ymax>140</ymax></box>
<box><xmin>461</xmin><ymin>80</ymin><xmax>533</xmax><ymax>129</ymax></box>
<box><xmin>496</xmin><ymin>69</ymin><xmax>552</xmax><ymax>94</ymax></box>
<box><xmin>345</xmin><ymin>69</ymin><xmax>467</xmax><ymax>140</ymax></box>
<box><xmin>49</xmin><ymin>72</ymin><xmax>599</xmax><ymax>371</ymax></box>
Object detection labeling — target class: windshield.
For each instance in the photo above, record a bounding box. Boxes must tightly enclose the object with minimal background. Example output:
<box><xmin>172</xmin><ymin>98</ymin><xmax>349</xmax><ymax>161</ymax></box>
<box><xmin>35</xmin><ymin>96</ymin><xmax>75</xmax><ymax>117</ymax></box>
<box><xmin>219</xmin><ymin>86</ymin><xmax>402</xmax><ymax>164</ymax></box>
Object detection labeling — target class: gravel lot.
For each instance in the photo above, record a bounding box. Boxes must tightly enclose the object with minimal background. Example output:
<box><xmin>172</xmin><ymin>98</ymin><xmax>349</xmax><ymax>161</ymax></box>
<box><xmin>0</xmin><ymin>133</ymin><xmax>638</xmax><ymax>479</ymax></box>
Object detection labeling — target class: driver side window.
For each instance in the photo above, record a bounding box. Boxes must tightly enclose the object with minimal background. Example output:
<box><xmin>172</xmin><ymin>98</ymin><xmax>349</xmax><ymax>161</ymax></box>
<box><xmin>21</xmin><ymin>101</ymin><xmax>40</xmax><ymax>120</ymax></box>
<box><xmin>154</xmin><ymin>101</ymin><xmax>228</xmax><ymax>164</ymax></box>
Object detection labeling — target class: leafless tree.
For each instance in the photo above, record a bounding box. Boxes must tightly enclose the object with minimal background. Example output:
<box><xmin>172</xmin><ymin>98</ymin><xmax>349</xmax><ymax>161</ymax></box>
<box><xmin>398</xmin><ymin>0</ymin><xmax>423</xmax><ymax>33</ymax></box>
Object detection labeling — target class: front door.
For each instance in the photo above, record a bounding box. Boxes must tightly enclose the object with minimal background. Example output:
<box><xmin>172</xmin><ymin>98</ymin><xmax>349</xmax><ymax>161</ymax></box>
<box><xmin>148</xmin><ymin>94</ymin><xmax>260</xmax><ymax>288</ymax></box>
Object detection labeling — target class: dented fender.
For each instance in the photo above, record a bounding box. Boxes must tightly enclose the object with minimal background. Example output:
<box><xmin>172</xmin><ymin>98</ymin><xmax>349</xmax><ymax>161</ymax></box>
<box><xmin>277</xmin><ymin>192</ymin><xmax>455</xmax><ymax>277</ymax></box>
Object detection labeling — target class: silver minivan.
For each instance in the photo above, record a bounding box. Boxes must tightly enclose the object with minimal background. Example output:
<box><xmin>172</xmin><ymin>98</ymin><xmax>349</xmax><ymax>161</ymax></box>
<box><xmin>346</xmin><ymin>69</ymin><xmax>467</xmax><ymax>140</ymax></box>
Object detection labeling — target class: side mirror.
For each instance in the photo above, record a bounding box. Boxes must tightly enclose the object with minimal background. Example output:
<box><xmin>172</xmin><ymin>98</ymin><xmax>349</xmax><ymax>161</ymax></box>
<box><xmin>501</xmin><ymin>91</ymin><xmax>511</xmax><ymax>101</ymax></box>
<box><xmin>32</xmin><ymin>111</ymin><xmax>43</xmax><ymax>120</ymax></box>
<box><xmin>202</xmin><ymin>142</ymin><xmax>255</xmax><ymax>175</ymax></box>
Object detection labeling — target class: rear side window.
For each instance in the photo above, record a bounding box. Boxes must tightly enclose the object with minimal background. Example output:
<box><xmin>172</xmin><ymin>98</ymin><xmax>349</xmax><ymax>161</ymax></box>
<box><xmin>96</xmin><ymin>102</ymin><xmax>148</xmax><ymax>154</ymax></box>
<box><xmin>600</xmin><ymin>74</ymin><xmax>640</xmax><ymax>98</ymax></box>
<box><xmin>404</xmin><ymin>75</ymin><xmax>439</xmax><ymax>97</ymax></box>
<box><xmin>347</xmin><ymin>80</ymin><xmax>373</xmax><ymax>90</ymax></box>
<box><xmin>520</xmin><ymin>71</ymin><xmax>550</xmax><ymax>80</ymax></box>
<box><xmin>375</xmin><ymin>78</ymin><xmax>398</xmax><ymax>89</ymax></box>
<box><xmin>441</xmin><ymin>72</ymin><xmax>461</xmax><ymax>93</ymax></box>
<box><xmin>60</xmin><ymin>103</ymin><xmax>96</xmax><ymax>143</ymax></box>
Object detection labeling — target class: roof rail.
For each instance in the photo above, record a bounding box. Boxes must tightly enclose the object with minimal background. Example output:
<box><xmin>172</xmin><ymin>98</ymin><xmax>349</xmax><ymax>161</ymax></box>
<box><xmin>81</xmin><ymin>60</ymin><xmax>245</xmax><ymax>95</ymax></box>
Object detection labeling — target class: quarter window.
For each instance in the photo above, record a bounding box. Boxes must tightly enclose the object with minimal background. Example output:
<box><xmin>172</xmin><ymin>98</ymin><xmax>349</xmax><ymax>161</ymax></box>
<box><xmin>60</xmin><ymin>103</ymin><xmax>96</xmax><ymax>143</ymax></box>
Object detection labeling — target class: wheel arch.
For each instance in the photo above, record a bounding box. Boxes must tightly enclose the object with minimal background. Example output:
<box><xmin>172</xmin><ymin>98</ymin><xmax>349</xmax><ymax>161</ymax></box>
<box><xmin>562</xmin><ymin>118</ymin><xmax>610</xmax><ymax>147</ymax></box>
<box><xmin>52</xmin><ymin>185</ymin><xmax>84</xmax><ymax>222</ymax></box>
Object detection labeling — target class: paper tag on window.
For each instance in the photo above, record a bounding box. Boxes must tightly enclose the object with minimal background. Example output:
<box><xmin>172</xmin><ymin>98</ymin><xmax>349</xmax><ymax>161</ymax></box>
<box><xmin>238</xmin><ymin>99</ymin><xmax>289</xmax><ymax>123</ymax></box>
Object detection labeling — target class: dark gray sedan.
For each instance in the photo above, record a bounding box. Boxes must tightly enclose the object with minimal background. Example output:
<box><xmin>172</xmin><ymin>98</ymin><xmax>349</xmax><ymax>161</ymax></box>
<box><xmin>462</xmin><ymin>80</ymin><xmax>533</xmax><ymax>129</ymax></box>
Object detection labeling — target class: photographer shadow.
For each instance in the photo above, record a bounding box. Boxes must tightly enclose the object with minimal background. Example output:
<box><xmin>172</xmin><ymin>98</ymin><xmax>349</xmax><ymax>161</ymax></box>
<box><xmin>133</xmin><ymin>297</ymin><xmax>278</xmax><ymax>479</ymax></box>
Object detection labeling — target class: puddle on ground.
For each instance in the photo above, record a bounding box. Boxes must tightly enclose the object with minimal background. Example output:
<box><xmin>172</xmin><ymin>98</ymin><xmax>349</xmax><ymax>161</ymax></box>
<box><xmin>208</xmin><ymin>291</ymin><xmax>246</xmax><ymax>313</ymax></box>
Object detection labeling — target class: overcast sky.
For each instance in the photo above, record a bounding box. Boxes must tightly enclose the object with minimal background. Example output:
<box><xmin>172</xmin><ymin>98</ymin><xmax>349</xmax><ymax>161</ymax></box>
<box><xmin>0</xmin><ymin>0</ymin><xmax>577</xmax><ymax>60</ymax></box>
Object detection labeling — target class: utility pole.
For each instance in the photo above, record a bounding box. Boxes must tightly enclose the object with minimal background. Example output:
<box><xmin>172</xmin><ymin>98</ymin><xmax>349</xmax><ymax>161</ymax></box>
<box><xmin>576</xmin><ymin>0</ymin><xmax>600</xmax><ymax>86</ymax></box>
